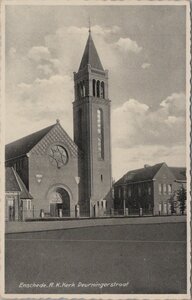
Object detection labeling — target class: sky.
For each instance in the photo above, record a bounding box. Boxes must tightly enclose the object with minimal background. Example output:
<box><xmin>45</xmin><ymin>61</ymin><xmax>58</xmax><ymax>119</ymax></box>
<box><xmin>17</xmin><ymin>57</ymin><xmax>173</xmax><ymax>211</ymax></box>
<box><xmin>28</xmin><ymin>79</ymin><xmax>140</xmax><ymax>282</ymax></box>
<box><xmin>5</xmin><ymin>4</ymin><xmax>187</xmax><ymax>180</ymax></box>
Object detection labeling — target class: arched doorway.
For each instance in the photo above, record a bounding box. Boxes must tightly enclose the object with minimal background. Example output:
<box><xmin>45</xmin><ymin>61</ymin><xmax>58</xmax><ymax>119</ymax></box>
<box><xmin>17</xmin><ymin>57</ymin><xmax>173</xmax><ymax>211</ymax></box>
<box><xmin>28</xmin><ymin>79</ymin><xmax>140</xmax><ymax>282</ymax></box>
<box><xmin>49</xmin><ymin>187</ymin><xmax>70</xmax><ymax>217</ymax></box>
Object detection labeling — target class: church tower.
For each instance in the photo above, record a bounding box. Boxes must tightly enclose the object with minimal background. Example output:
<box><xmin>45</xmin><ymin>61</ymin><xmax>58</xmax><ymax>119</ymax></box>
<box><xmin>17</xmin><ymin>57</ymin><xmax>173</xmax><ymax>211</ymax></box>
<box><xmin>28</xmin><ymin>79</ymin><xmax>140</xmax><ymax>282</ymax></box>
<box><xmin>73</xmin><ymin>28</ymin><xmax>112</xmax><ymax>217</ymax></box>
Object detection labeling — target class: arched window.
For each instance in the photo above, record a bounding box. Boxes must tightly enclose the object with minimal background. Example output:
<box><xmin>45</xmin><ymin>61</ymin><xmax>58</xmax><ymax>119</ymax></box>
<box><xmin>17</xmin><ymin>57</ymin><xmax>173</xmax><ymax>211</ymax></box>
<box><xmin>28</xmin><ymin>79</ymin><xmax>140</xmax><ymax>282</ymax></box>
<box><xmin>77</xmin><ymin>83</ymin><xmax>80</xmax><ymax>98</ymax></box>
<box><xmin>97</xmin><ymin>109</ymin><xmax>104</xmax><ymax>159</ymax></box>
<box><xmin>80</xmin><ymin>82</ymin><xmax>83</xmax><ymax>97</ymax></box>
<box><xmin>101</xmin><ymin>82</ymin><xmax>105</xmax><ymax>98</ymax></box>
<box><xmin>92</xmin><ymin>79</ymin><xmax>96</xmax><ymax>97</ymax></box>
<box><xmin>82</xmin><ymin>80</ymin><xmax>86</xmax><ymax>97</ymax></box>
<box><xmin>97</xmin><ymin>80</ymin><xmax>100</xmax><ymax>97</ymax></box>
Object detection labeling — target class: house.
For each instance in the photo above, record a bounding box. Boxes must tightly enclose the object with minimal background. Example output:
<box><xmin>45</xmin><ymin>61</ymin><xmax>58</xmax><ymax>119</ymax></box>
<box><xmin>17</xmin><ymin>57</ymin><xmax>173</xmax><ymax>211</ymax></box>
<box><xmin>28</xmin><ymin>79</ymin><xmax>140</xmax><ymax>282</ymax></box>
<box><xmin>113</xmin><ymin>162</ymin><xmax>186</xmax><ymax>215</ymax></box>
<box><xmin>5</xmin><ymin>167</ymin><xmax>33</xmax><ymax>221</ymax></box>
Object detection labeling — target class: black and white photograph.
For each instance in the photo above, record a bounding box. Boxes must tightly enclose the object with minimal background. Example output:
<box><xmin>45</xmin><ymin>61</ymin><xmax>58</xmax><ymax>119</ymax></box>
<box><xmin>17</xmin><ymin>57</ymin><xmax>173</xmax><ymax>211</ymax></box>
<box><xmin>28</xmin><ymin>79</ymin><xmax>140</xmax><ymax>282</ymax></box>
<box><xmin>1</xmin><ymin>0</ymin><xmax>191</xmax><ymax>298</ymax></box>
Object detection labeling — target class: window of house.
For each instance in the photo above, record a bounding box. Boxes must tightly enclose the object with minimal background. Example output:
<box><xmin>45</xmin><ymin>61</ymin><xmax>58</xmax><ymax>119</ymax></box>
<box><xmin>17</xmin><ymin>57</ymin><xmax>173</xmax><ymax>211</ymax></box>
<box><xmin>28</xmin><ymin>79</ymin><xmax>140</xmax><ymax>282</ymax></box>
<box><xmin>163</xmin><ymin>183</ymin><xmax>167</xmax><ymax>194</ymax></box>
<box><xmin>148</xmin><ymin>186</ymin><xmax>151</xmax><ymax>195</ymax></box>
<box><xmin>101</xmin><ymin>174</ymin><xmax>103</xmax><ymax>182</ymax></box>
<box><xmin>128</xmin><ymin>188</ymin><xmax>131</xmax><ymax>197</ymax></box>
<box><xmin>118</xmin><ymin>188</ymin><xmax>121</xmax><ymax>198</ymax></box>
<box><xmin>168</xmin><ymin>184</ymin><xmax>172</xmax><ymax>194</ymax></box>
<box><xmin>138</xmin><ymin>186</ymin><xmax>141</xmax><ymax>196</ymax></box>
<box><xmin>97</xmin><ymin>201</ymin><xmax>100</xmax><ymax>207</ymax></box>
<box><xmin>159</xmin><ymin>183</ymin><xmax>162</xmax><ymax>194</ymax></box>
<box><xmin>101</xmin><ymin>201</ymin><xmax>103</xmax><ymax>208</ymax></box>
<box><xmin>27</xmin><ymin>200</ymin><xmax>31</xmax><ymax>210</ymax></box>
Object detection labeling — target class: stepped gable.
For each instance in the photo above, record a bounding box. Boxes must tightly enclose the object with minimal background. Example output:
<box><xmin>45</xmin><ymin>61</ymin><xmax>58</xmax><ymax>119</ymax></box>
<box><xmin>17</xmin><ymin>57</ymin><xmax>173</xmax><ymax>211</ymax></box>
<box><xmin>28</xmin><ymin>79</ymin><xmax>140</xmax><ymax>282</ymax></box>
<box><xmin>30</xmin><ymin>122</ymin><xmax>79</xmax><ymax>158</ymax></box>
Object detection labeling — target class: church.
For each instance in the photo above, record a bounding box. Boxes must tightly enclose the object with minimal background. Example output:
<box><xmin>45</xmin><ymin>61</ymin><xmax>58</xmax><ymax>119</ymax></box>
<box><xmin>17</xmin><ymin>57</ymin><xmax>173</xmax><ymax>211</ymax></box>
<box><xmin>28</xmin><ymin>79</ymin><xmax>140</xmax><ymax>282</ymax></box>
<box><xmin>5</xmin><ymin>29</ymin><xmax>113</xmax><ymax>221</ymax></box>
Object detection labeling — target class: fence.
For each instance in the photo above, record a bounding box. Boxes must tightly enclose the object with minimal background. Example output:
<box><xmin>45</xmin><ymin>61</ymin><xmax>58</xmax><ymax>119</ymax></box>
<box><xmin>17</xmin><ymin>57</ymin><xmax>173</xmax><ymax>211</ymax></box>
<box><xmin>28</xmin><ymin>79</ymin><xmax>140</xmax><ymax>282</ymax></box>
<box><xmin>7</xmin><ymin>206</ymin><xmax>185</xmax><ymax>222</ymax></box>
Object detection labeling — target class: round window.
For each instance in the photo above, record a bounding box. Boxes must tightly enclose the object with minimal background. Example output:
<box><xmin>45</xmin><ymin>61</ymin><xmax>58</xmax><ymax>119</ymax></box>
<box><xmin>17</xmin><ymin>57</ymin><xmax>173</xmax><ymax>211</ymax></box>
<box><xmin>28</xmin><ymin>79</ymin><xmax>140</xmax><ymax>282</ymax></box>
<box><xmin>48</xmin><ymin>145</ymin><xmax>68</xmax><ymax>168</ymax></box>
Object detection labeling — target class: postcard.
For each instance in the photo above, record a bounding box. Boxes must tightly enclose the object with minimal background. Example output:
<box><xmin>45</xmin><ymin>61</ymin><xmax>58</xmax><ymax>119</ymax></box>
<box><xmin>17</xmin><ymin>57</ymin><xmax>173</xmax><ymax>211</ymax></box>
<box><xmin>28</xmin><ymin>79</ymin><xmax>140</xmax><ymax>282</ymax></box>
<box><xmin>1</xmin><ymin>0</ymin><xmax>191</xmax><ymax>299</ymax></box>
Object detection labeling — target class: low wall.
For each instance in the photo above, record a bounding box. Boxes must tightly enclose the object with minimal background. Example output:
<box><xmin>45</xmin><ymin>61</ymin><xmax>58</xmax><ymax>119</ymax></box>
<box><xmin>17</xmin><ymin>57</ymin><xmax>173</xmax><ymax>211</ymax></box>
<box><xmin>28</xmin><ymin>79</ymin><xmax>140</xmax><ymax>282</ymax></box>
<box><xmin>5</xmin><ymin>215</ymin><xmax>186</xmax><ymax>234</ymax></box>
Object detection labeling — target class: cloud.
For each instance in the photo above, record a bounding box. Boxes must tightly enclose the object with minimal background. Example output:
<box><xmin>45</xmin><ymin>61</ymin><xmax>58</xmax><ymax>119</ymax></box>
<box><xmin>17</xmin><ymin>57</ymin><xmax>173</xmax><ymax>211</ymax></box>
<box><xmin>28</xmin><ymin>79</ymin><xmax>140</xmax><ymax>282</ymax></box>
<box><xmin>8</xmin><ymin>47</ymin><xmax>17</xmax><ymax>58</ymax></box>
<box><xmin>141</xmin><ymin>62</ymin><xmax>151</xmax><ymax>69</ymax></box>
<box><xmin>28</xmin><ymin>46</ymin><xmax>51</xmax><ymax>62</ymax></box>
<box><xmin>112</xmin><ymin>92</ymin><xmax>186</xmax><ymax>148</ymax></box>
<box><xmin>160</xmin><ymin>92</ymin><xmax>185</xmax><ymax>117</ymax></box>
<box><xmin>6</xmin><ymin>74</ymin><xmax>74</xmax><ymax>142</ymax></box>
<box><xmin>115</xmin><ymin>37</ymin><xmax>142</xmax><ymax>54</ymax></box>
<box><xmin>112</xmin><ymin>144</ymin><xmax>186</xmax><ymax>181</ymax></box>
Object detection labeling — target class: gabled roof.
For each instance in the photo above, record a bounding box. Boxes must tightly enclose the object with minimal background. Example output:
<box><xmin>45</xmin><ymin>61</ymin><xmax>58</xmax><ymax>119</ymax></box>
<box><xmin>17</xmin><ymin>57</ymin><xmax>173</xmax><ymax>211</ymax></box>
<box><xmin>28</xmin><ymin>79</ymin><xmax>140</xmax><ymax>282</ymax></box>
<box><xmin>5</xmin><ymin>124</ymin><xmax>55</xmax><ymax>161</ymax></box>
<box><xmin>170</xmin><ymin>167</ymin><xmax>186</xmax><ymax>181</ymax></box>
<box><xmin>6</xmin><ymin>167</ymin><xmax>33</xmax><ymax>199</ymax></box>
<box><xmin>79</xmin><ymin>31</ymin><xmax>104</xmax><ymax>71</ymax></box>
<box><xmin>115</xmin><ymin>163</ymin><xmax>165</xmax><ymax>185</ymax></box>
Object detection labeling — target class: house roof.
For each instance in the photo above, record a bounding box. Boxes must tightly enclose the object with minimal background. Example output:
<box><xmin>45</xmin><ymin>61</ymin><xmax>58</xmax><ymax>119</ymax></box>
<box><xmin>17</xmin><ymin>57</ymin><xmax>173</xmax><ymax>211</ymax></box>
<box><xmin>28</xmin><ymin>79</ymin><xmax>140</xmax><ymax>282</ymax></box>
<box><xmin>6</xmin><ymin>167</ymin><xmax>20</xmax><ymax>192</ymax></box>
<box><xmin>115</xmin><ymin>163</ymin><xmax>165</xmax><ymax>185</ymax></box>
<box><xmin>6</xmin><ymin>167</ymin><xmax>33</xmax><ymax>199</ymax></box>
<box><xmin>169</xmin><ymin>167</ymin><xmax>186</xmax><ymax>181</ymax></box>
<box><xmin>5</xmin><ymin>124</ymin><xmax>55</xmax><ymax>161</ymax></box>
<box><xmin>79</xmin><ymin>31</ymin><xmax>104</xmax><ymax>71</ymax></box>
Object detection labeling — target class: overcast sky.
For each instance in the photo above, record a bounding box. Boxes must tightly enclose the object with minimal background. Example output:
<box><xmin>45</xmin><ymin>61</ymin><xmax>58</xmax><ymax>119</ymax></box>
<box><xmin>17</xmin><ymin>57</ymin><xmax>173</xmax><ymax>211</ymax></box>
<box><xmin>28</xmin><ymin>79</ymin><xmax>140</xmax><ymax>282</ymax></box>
<box><xmin>5</xmin><ymin>4</ymin><xmax>186</xmax><ymax>180</ymax></box>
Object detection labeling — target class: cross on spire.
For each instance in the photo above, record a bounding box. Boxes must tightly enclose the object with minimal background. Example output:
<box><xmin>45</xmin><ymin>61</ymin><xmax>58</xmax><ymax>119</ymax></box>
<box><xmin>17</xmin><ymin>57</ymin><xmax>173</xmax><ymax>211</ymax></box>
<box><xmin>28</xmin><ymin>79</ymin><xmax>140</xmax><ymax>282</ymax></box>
<box><xmin>88</xmin><ymin>17</ymin><xmax>91</xmax><ymax>33</ymax></box>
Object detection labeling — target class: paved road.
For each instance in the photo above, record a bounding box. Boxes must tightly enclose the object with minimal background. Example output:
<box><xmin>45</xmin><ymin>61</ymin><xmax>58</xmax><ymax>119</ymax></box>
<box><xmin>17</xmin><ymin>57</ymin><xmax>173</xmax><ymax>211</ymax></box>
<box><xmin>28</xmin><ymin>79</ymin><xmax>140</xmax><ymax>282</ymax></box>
<box><xmin>5</xmin><ymin>222</ymin><xmax>187</xmax><ymax>294</ymax></box>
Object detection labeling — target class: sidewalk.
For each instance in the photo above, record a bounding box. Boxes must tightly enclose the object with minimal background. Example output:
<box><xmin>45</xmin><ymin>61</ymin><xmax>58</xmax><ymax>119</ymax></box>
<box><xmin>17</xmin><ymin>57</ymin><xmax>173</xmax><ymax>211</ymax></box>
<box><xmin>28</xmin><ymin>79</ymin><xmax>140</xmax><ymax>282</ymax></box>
<box><xmin>5</xmin><ymin>215</ymin><xmax>186</xmax><ymax>234</ymax></box>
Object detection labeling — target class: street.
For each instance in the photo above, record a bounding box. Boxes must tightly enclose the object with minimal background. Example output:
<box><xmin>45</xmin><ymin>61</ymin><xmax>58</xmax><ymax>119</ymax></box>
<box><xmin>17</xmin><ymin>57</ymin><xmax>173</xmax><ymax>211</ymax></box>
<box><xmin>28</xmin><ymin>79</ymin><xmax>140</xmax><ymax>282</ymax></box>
<box><xmin>5</xmin><ymin>222</ymin><xmax>186</xmax><ymax>294</ymax></box>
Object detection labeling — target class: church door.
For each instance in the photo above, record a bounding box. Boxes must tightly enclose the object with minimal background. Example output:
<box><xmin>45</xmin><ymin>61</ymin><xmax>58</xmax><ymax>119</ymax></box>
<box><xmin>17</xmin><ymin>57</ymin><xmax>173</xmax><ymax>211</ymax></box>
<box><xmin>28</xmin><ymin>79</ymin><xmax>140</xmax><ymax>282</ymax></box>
<box><xmin>49</xmin><ymin>187</ymin><xmax>70</xmax><ymax>217</ymax></box>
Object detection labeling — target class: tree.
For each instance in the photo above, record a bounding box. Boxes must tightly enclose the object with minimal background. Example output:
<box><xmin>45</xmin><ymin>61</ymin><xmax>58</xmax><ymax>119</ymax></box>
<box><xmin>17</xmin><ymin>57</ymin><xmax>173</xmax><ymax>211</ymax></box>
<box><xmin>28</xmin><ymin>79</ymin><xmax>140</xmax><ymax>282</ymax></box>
<box><xmin>168</xmin><ymin>191</ymin><xmax>177</xmax><ymax>215</ymax></box>
<box><xmin>177</xmin><ymin>185</ymin><xmax>186</xmax><ymax>215</ymax></box>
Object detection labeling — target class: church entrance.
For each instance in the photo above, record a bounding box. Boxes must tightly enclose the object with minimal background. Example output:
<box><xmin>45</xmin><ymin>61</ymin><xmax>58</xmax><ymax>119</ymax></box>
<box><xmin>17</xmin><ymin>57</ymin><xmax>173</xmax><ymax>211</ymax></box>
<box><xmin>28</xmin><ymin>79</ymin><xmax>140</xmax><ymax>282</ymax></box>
<box><xmin>49</xmin><ymin>187</ymin><xmax>70</xmax><ymax>217</ymax></box>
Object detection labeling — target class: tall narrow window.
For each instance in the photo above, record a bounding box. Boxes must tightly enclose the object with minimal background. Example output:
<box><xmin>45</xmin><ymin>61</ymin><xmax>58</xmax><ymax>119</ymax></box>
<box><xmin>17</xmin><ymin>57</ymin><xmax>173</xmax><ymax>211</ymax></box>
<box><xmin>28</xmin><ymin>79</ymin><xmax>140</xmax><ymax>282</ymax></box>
<box><xmin>168</xmin><ymin>184</ymin><xmax>172</xmax><ymax>194</ymax></box>
<box><xmin>82</xmin><ymin>81</ymin><xmax>86</xmax><ymax>97</ymax></box>
<box><xmin>92</xmin><ymin>79</ymin><xmax>96</xmax><ymax>97</ymax></box>
<box><xmin>78</xmin><ymin>109</ymin><xmax>82</xmax><ymax>149</ymax></box>
<box><xmin>97</xmin><ymin>80</ymin><xmax>100</xmax><ymax>97</ymax></box>
<box><xmin>97</xmin><ymin>109</ymin><xmax>104</xmax><ymax>159</ymax></box>
<box><xmin>159</xmin><ymin>183</ymin><xmax>162</xmax><ymax>194</ymax></box>
<box><xmin>77</xmin><ymin>83</ymin><xmax>80</xmax><ymax>98</ymax></box>
<box><xmin>80</xmin><ymin>82</ymin><xmax>83</xmax><ymax>97</ymax></box>
<box><xmin>138</xmin><ymin>186</ymin><xmax>141</xmax><ymax>196</ymax></box>
<box><xmin>101</xmin><ymin>81</ymin><xmax>105</xmax><ymax>98</ymax></box>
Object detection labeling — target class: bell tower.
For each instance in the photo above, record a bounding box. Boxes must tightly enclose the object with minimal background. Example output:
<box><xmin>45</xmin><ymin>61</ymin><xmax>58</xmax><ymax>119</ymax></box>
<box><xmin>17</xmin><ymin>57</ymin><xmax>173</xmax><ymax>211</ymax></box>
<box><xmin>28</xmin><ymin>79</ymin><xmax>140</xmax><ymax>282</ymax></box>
<box><xmin>73</xmin><ymin>28</ymin><xmax>112</xmax><ymax>217</ymax></box>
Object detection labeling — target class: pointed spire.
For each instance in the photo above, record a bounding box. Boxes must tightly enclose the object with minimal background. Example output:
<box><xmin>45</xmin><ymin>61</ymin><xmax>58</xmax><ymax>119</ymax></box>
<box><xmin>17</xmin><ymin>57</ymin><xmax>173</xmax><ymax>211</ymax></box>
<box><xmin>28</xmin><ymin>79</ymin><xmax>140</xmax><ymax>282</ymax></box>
<box><xmin>78</xmin><ymin>26</ymin><xmax>104</xmax><ymax>72</ymax></box>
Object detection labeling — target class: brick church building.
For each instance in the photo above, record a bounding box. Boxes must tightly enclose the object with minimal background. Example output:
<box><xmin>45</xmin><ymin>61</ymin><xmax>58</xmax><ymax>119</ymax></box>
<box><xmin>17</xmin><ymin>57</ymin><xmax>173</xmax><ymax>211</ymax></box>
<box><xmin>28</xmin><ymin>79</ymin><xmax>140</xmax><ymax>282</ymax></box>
<box><xmin>5</xmin><ymin>29</ymin><xmax>113</xmax><ymax>221</ymax></box>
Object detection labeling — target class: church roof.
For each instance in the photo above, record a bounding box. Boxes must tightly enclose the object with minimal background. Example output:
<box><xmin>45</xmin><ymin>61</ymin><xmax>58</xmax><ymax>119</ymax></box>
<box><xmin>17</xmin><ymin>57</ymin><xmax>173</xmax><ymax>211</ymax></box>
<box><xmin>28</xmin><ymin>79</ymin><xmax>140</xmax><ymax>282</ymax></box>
<box><xmin>6</xmin><ymin>167</ymin><xmax>33</xmax><ymax>199</ymax></box>
<box><xmin>115</xmin><ymin>163</ymin><xmax>165</xmax><ymax>185</ymax></box>
<box><xmin>5</xmin><ymin>121</ymin><xmax>79</xmax><ymax>161</ymax></box>
<box><xmin>79</xmin><ymin>31</ymin><xmax>104</xmax><ymax>71</ymax></box>
<box><xmin>5</xmin><ymin>124</ymin><xmax>55</xmax><ymax>161</ymax></box>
